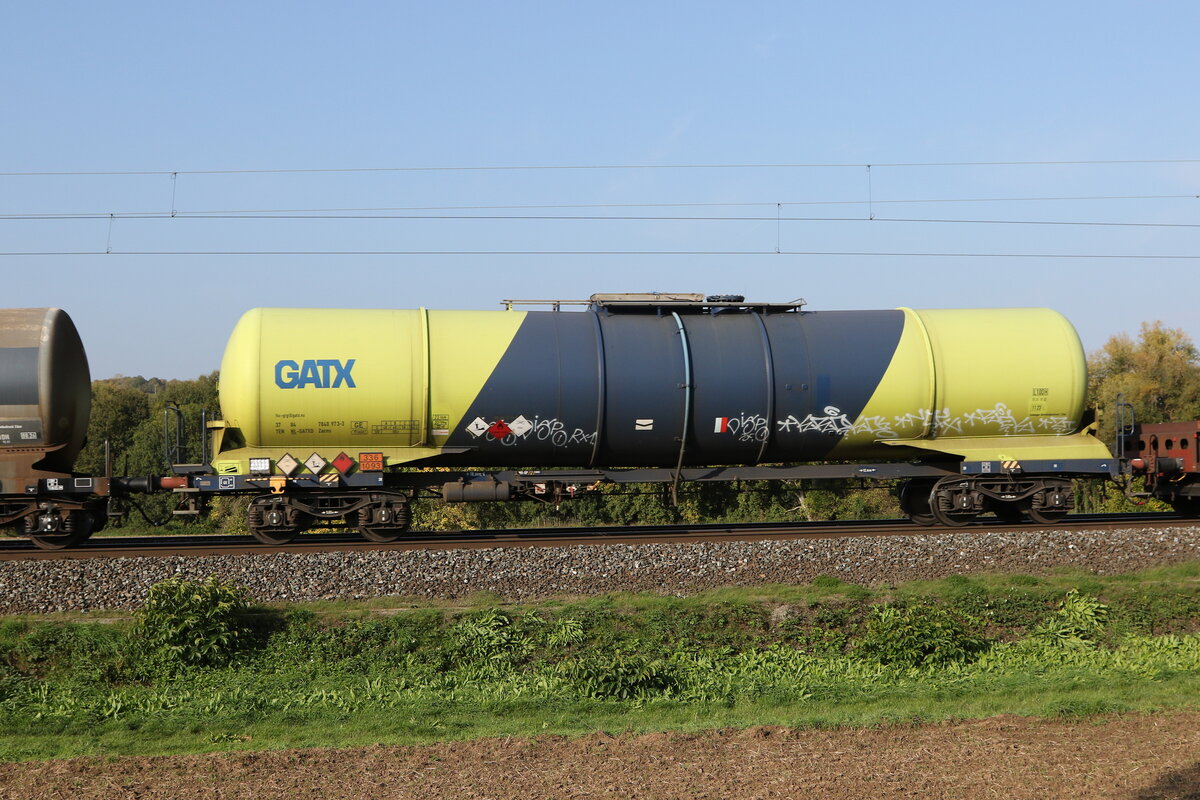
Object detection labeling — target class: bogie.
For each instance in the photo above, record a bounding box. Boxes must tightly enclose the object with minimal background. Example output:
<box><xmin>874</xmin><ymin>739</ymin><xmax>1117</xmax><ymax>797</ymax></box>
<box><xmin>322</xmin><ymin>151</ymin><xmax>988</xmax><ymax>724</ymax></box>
<box><xmin>897</xmin><ymin>476</ymin><xmax>1076</xmax><ymax>528</ymax></box>
<box><xmin>245</xmin><ymin>492</ymin><xmax>411</xmax><ymax>544</ymax></box>
<box><xmin>26</xmin><ymin>507</ymin><xmax>97</xmax><ymax>550</ymax></box>
<box><xmin>247</xmin><ymin>497</ymin><xmax>310</xmax><ymax>545</ymax></box>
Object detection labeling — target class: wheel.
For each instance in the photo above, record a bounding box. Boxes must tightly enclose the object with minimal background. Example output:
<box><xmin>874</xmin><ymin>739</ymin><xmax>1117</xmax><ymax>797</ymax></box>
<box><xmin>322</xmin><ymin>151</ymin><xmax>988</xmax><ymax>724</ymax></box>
<box><xmin>1025</xmin><ymin>507</ymin><xmax>1068</xmax><ymax>525</ymax></box>
<box><xmin>250</xmin><ymin>527</ymin><xmax>300</xmax><ymax>545</ymax></box>
<box><xmin>930</xmin><ymin>503</ymin><xmax>978</xmax><ymax>527</ymax></box>
<box><xmin>1024</xmin><ymin>487</ymin><xmax>1071</xmax><ymax>525</ymax></box>
<box><xmin>247</xmin><ymin>501</ymin><xmax>302</xmax><ymax>545</ymax></box>
<box><xmin>929</xmin><ymin>482</ymin><xmax>979</xmax><ymax>527</ymax></box>
<box><xmin>28</xmin><ymin>510</ymin><xmax>94</xmax><ymax>550</ymax></box>
<box><xmin>899</xmin><ymin>480</ymin><xmax>937</xmax><ymax>527</ymax></box>
<box><xmin>358</xmin><ymin>526</ymin><xmax>406</xmax><ymax>543</ymax></box>
<box><xmin>356</xmin><ymin>501</ymin><xmax>411</xmax><ymax>543</ymax></box>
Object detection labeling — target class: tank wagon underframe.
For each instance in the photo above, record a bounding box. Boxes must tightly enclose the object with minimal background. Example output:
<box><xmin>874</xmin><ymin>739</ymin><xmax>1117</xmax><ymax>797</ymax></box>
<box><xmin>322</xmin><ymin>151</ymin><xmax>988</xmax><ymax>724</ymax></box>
<box><xmin>184</xmin><ymin>456</ymin><xmax>1118</xmax><ymax>543</ymax></box>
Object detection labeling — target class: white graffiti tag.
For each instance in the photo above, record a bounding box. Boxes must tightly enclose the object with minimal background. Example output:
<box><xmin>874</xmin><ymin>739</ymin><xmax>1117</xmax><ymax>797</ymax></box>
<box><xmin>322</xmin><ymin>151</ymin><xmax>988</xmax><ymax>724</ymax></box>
<box><xmin>723</xmin><ymin>412</ymin><xmax>770</xmax><ymax>442</ymax></box>
<box><xmin>530</xmin><ymin>417</ymin><xmax>598</xmax><ymax>447</ymax></box>
<box><xmin>777</xmin><ymin>406</ymin><xmax>854</xmax><ymax>435</ymax></box>
<box><xmin>1038</xmin><ymin>415</ymin><xmax>1076</xmax><ymax>434</ymax></box>
<box><xmin>849</xmin><ymin>415</ymin><xmax>897</xmax><ymax>439</ymax></box>
<box><xmin>468</xmin><ymin>414</ymin><xmax>598</xmax><ymax>448</ymax></box>
<box><xmin>776</xmin><ymin>402</ymin><xmax>1078</xmax><ymax>440</ymax></box>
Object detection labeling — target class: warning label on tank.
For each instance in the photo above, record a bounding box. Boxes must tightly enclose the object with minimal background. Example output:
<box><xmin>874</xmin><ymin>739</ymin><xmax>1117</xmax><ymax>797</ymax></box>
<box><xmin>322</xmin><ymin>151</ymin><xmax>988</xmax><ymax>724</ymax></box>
<box><xmin>0</xmin><ymin>420</ymin><xmax>43</xmax><ymax>446</ymax></box>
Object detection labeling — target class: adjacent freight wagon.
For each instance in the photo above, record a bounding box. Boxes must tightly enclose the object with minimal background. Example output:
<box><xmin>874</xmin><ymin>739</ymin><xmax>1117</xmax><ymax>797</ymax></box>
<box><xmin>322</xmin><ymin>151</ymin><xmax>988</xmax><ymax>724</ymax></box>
<box><xmin>0</xmin><ymin>309</ymin><xmax>127</xmax><ymax>548</ymax></box>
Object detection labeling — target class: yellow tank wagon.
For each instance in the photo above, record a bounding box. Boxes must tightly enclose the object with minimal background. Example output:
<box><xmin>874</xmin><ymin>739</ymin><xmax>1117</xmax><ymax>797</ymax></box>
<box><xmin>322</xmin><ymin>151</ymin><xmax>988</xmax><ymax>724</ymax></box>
<box><xmin>195</xmin><ymin>296</ymin><xmax>1117</xmax><ymax>542</ymax></box>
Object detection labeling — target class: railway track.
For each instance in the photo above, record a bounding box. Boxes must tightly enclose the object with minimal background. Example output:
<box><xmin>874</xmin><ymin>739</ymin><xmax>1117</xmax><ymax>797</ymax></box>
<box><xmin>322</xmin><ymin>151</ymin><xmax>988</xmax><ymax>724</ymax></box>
<box><xmin>0</xmin><ymin>512</ymin><xmax>1191</xmax><ymax>561</ymax></box>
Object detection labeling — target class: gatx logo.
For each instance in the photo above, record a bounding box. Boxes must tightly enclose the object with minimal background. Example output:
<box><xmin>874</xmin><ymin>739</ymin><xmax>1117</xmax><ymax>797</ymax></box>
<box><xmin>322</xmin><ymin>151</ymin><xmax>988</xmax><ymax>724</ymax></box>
<box><xmin>274</xmin><ymin>359</ymin><xmax>357</xmax><ymax>389</ymax></box>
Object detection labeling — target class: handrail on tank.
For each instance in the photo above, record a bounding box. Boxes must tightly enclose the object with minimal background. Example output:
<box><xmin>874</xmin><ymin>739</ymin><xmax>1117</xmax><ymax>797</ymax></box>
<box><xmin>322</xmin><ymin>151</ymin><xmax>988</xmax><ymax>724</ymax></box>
<box><xmin>498</xmin><ymin>294</ymin><xmax>808</xmax><ymax>312</ymax></box>
<box><xmin>500</xmin><ymin>299</ymin><xmax>592</xmax><ymax>311</ymax></box>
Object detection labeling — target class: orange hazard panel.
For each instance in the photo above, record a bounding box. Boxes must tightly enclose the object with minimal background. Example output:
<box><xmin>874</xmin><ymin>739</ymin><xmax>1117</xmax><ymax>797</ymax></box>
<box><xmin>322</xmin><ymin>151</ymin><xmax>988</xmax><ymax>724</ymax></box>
<box><xmin>358</xmin><ymin>452</ymin><xmax>385</xmax><ymax>471</ymax></box>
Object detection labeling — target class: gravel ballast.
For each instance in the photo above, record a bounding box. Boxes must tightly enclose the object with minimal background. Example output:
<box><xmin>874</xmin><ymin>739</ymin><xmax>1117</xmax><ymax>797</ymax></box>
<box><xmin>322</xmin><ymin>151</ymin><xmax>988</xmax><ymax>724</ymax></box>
<box><xmin>2</xmin><ymin>525</ymin><xmax>1199</xmax><ymax>614</ymax></box>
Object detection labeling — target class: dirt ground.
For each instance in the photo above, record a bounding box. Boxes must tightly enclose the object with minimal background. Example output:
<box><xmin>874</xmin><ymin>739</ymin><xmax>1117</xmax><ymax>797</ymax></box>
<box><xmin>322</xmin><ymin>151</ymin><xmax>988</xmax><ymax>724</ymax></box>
<box><xmin>3</xmin><ymin>712</ymin><xmax>1200</xmax><ymax>800</ymax></box>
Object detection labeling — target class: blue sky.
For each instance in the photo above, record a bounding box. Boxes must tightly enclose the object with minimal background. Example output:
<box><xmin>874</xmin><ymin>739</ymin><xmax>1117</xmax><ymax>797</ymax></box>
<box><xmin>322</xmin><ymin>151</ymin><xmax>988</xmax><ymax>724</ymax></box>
<box><xmin>2</xmin><ymin>2</ymin><xmax>1198</xmax><ymax>378</ymax></box>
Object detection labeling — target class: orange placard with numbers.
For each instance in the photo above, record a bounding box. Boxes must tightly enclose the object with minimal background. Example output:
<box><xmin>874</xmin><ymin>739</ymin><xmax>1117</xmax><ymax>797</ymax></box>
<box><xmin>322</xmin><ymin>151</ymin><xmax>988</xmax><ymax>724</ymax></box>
<box><xmin>358</xmin><ymin>452</ymin><xmax>385</xmax><ymax>472</ymax></box>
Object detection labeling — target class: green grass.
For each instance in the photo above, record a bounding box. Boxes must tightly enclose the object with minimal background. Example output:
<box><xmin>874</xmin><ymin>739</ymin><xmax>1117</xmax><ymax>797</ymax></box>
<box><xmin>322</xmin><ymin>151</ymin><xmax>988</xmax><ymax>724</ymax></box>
<box><xmin>4</xmin><ymin>564</ymin><xmax>1200</xmax><ymax>761</ymax></box>
<box><xmin>4</xmin><ymin>653</ymin><xmax>1198</xmax><ymax>761</ymax></box>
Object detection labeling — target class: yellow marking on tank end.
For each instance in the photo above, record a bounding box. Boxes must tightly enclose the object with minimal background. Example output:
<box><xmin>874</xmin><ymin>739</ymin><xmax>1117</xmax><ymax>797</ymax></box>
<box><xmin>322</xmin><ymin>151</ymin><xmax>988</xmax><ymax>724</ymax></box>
<box><xmin>217</xmin><ymin>308</ymin><xmax>527</xmax><ymax>462</ymax></box>
<box><xmin>830</xmin><ymin>307</ymin><xmax>1094</xmax><ymax>459</ymax></box>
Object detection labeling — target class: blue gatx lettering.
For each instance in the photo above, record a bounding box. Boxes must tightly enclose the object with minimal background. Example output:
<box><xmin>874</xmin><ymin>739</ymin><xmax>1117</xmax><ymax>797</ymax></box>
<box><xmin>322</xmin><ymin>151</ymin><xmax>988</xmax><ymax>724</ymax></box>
<box><xmin>274</xmin><ymin>359</ymin><xmax>356</xmax><ymax>389</ymax></box>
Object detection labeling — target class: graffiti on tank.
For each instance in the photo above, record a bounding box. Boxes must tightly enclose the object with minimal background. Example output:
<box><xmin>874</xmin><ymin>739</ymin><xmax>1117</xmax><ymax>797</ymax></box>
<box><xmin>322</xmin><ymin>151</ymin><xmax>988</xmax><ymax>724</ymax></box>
<box><xmin>777</xmin><ymin>406</ymin><xmax>854</xmax><ymax>435</ymax></box>
<box><xmin>530</xmin><ymin>416</ymin><xmax>598</xmax><ymax>447</ymax></box>
<box><xmin>722</xmin><ymin>412</ymin><xmax>770</xmax><ymax>442</ymax></box>
<box><xmin>466</xmin><ymin>414</ymin><xmax>596</xmax><ymax>447</ymax></box>
<box><xmin>775</xmin><ymin>403</ymin><xmax>1077</xmax><ymax>440</ymax></box>
<box><xmin>1038</xmin><ymin>416</ymin><xmax>1077</xmax><ymax>434</ymax></box>
<box><xmin>849</xmin><ymin>414</ymin><xmax>898</xmax><ymax>438</ymax></box>
<box><xmin>958</xmin><ymin>403</ymin><xmax>1031</xmax><ymax>434</ymax></box>
<box><xmin>892</xmin><ymin>407</ymin><xmax>942</xmax><ymax>434</ymax></box>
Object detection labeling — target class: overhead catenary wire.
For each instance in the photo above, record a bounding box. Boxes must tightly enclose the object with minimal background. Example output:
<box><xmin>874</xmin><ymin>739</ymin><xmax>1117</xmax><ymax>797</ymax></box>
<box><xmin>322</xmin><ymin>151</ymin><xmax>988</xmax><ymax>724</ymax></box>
<box><xmin>2</xmin><ymin>194</ymin><xmax>1196</xmax><ymax>220</ymax></box>
<box><xmin>4</xmin><ymin>211</ymin><xmax>1200</xmax><ymax>230</ymax></box>
<box><xmin>4</xmin><ymin>249</ymin><xmax>1200</xmax><ymax>258</ymax></box>
<box><xmin>4</xmin><ymin>160</ymin><xmax>1197</xmax><ymax>263</ymax></box>
<box><xmin>4</xmin><ymin>157</ymin><xmax>1200</xmax><ymax>177</ymax></box>
<box><xmin>9</xmin><ymin>191</ymin><xmax>1200</xmax><ymax>217</ymax></box>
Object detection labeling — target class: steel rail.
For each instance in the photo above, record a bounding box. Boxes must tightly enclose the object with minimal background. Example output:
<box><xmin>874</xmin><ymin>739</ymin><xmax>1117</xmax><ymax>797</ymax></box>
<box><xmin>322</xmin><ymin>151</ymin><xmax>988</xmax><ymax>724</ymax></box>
<box><xmin>0</xmin><ymin>513</ymin><xmax>1193</xmax><ymax>561</ymax></box>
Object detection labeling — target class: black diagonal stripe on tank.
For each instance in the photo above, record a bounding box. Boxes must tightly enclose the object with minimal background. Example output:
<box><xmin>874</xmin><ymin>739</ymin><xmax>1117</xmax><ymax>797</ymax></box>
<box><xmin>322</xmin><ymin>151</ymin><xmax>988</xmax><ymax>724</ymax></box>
<box><xmin>444</xmin><ymin>311</ymin><xmax>599</xmax><ymax>465</ymax></box>
<box><xmin>444</xmin><ymin>308</ymin><xmax>908</xmax><ymax>468</ymax></box>
<box><xmin>764</xmin><ymin>310</ymin><xmax>906</xmax><ymax>461</ymax></box>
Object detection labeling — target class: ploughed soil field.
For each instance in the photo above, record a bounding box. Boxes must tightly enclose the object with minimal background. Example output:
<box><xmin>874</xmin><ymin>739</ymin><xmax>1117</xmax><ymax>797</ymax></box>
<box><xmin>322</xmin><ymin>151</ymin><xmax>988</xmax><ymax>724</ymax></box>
<box><xmin>4</xmin><ymin>712</ymin><xmax>1200</xmax><ymax>800</ymax></box>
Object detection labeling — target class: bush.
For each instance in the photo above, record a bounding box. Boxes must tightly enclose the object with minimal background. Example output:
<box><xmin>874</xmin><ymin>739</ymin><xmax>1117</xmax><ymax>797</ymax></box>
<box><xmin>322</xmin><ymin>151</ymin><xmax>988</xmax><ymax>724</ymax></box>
<box><xmin>206</xmin><ymin>496</ymin><xmax>251</xmax><ymax>535</ymax></box>
<box><xmin>3</xmin><ymin>623</ymin><xmax>126</xmax><ymax>682</ymax></box>
<box><xmin>558</xmin><ymin>651</ymin><xmax>678</xmax><ymax>700</ymax></box>
<box><xmin>1033</xmin><ymin>590</ymin><xmax>1110</xmax><ymax>647</ymax></box>
<box><xmin>133</xmin><ymin>577</ymin><xmax>252</xmax><ymax>669</ymax></box>
<box><xmin>446</xmin><ymin>610</ymin><xmax>535</xmax><ymax>676</ymax></box>
<box><xmin>856</xmin><ymin>603</ymin><xmax>989</xmax><ymax>668</ymax></box>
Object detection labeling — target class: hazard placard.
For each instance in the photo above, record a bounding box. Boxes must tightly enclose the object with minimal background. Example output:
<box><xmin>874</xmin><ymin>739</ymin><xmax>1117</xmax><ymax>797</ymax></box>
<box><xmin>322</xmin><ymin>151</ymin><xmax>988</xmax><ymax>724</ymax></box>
<box><xmin>359</xmin><ymin>452</ymin><xmax>385</xmax><ymax>471</ymax></box>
